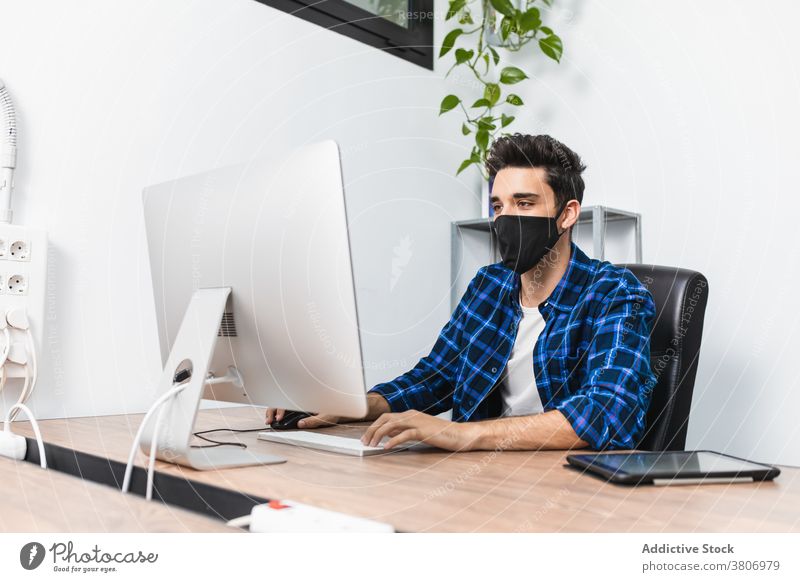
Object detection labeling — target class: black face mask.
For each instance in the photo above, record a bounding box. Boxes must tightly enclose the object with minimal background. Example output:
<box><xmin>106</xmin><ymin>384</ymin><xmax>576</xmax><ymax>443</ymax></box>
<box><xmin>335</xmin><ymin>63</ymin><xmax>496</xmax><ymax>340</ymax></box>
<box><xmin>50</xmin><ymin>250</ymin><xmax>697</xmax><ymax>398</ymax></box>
<box><xmin>491</xmin><ymin>206</ymin><xmax>567</xmax><ymax>274</ymax></box>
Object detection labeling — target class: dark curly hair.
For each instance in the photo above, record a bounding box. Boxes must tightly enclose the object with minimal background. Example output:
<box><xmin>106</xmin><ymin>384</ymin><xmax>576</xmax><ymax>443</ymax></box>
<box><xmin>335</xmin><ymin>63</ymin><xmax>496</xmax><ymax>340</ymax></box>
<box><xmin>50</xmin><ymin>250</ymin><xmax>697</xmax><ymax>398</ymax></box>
<box><xmin>485</xmin><ymin>133</ymin><xmax>587</xmax><ymax>210</ymax></box>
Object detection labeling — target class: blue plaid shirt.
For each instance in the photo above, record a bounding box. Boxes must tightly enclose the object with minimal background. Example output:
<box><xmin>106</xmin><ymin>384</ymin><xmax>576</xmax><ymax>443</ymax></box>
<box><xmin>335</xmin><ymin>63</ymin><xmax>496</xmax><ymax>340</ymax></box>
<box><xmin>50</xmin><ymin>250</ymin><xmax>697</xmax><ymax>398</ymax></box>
<box><xmin>368</xmin><ymin>242</ymin><xmax>657</xmax><ymax>450</ymax></box>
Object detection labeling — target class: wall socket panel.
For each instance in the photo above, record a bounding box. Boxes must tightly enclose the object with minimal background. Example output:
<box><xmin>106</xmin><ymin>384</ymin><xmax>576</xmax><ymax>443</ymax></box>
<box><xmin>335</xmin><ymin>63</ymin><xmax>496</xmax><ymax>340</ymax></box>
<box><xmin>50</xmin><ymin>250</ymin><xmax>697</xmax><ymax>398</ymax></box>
<box><xmin>0</xmin><ymin>223</ymin><xmax>47</xmax><ymax>380</ymax></box>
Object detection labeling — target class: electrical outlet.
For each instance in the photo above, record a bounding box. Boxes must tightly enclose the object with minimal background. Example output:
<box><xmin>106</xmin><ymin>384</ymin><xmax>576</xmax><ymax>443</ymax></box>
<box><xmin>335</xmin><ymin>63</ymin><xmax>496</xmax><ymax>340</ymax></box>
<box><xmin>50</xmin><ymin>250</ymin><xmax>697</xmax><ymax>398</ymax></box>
<box><xmin>8</xmin><ymin>239</ymin><xmax>30</xmax><ymax>261</ymax></box>
<box><xmin>6</xmin><ymin>274</ymin><xmax>26</xmax><ymax>295</ymax></box>
<box><xmin>0</xmin><ymin>224</ymin><xmax>47</xmax><ymax>381</ymax></box>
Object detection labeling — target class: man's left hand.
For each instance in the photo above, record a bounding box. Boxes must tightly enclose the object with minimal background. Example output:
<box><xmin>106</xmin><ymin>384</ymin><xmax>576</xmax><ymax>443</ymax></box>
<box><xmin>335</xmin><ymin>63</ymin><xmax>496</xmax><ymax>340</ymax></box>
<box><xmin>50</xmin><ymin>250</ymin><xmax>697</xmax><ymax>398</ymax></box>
<box><xmin>360</xmin><ymin>410</ymin><xmax>478</xmax><ymax>451</ymax></box>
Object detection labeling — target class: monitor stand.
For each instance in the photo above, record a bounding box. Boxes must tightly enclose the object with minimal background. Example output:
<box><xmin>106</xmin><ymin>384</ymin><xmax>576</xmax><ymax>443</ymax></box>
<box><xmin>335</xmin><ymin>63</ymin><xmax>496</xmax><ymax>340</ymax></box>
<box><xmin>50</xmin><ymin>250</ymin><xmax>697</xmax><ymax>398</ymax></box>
<box><xmin>139</xmin><ymin>287</ymin><xmax>286</xmax><ymax>470</ymax></box>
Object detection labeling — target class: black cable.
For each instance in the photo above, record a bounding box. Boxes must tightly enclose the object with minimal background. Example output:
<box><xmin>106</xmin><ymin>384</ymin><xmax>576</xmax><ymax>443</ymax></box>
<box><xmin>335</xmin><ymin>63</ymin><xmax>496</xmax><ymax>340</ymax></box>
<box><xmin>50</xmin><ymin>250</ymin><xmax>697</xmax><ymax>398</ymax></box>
<box><xmin>195</xmin><ymin>427</ymin><xmax>267</xmax><ymax>435</ymax></box>
<box><xmin>190</xmin><ymin>433</ymin><xmax>246</xmax><ymax>449</ymax></box>
<box><xmin>189</xmin><ymin>427</ymin><xmax>268</xmax><ymax>449</ymax></box>
<box><xmin>769</xmin><ymin>462</ymin><xmax>800</xmax><ymax>470</ymax></box>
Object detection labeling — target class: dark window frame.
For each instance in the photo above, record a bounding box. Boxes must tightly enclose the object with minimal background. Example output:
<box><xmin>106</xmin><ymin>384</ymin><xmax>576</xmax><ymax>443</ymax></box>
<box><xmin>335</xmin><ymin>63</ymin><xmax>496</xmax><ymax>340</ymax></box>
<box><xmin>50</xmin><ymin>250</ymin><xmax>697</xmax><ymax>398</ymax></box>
<box><xmin>254</xmin><ymin>0</ymin><xmax>434</xmax><ymax>69</ymax></box>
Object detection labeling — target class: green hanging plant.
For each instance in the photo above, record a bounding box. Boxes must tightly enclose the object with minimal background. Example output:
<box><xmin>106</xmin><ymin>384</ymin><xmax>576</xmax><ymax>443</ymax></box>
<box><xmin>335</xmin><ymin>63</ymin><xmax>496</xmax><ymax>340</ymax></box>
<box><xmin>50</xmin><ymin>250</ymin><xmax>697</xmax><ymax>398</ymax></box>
<box><xmin>439</xmin><ymin>0</ymin><xmax>564</xmax><ymax>180</ymax></box>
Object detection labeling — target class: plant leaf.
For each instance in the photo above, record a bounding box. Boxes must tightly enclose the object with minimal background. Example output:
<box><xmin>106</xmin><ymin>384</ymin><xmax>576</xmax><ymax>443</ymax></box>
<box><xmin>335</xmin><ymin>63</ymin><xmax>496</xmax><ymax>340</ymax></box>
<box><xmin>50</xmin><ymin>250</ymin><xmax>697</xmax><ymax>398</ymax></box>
<box><xmin>506</xmin><ymin>93</ymin><xmax>524</xmax><ymax>106</ymax></box>
<box><xmin>455</xmin><ymin>48</ymin><xmax>474</xmax><ymax>64</ymax></box>
<box><xmin>462</xmin><ymin>123</ymin><xmax>471</xmax><ymax>135</ymax></box>
<box><xmin>519</xmin><ymin>7</ymin><xmax>541</xmax><ymax>32</ymax></box>
<box><xmin>457</xmin><ymin>158</ymin><xmax>473</xmax><ymax>175</ymax></box>
<box><xmin>440</xmin><ymin>28</ymin><xmax>464</xmax><ymax>58</ymax></box>
<box><xmin>490</xmin><ymin>0</ymin><xmax>515</xmax><ymax>17</ymax></box>
<box><xmin>489</xmin><ymin>46</ymin><xmax>500</xmax><ymax>65</ymax></box>
<box><xmin>446</xmin><ymin>0</ymin><xmax>466</xmax><ymax>20</ymax></box>
<box><xmin>500</xmin><ymin>17</ymin><xmax>511</xmax><ymax>41</ymax></box>
<box><xmin>471</xmin><ymin>98</ymin><xmax>491</xmax><ymax>108</ymax></box>
<box><xmin>539</xmin><ymin>34</ymin><xmax>563</xmax><ymax>62</ymax></box>
<box><xmin>501</xmin><ymin>113</ymin><xmax>515</xmax><ymax>127</ymax></box>
<box><xmin>500</xmin><ymin>66</ymin><xmax>528</xmax><ymax>84</ymax></box>
<box><xmin>484</xmin><ymin>83</ymin><xmax>501</xmax><ymax>106</ymax></box>
<box><xmin>476</xmin><ymin>129</ymin><xmax>490</xmax><ymax>151</ymax></box>
<box><xmin>439</xmin><ymin>94</ymin><xmax>461</xmax><ymax>115</ymax></box>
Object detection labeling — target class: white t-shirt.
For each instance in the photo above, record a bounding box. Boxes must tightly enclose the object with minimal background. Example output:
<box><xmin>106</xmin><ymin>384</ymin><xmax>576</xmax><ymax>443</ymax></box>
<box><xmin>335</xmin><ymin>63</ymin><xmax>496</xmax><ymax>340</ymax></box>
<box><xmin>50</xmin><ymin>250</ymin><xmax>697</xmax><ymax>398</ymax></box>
<box><xmin>500</xmin><ymin>296</ymin><xmax>546</xmax><ymax>417</ymax></box>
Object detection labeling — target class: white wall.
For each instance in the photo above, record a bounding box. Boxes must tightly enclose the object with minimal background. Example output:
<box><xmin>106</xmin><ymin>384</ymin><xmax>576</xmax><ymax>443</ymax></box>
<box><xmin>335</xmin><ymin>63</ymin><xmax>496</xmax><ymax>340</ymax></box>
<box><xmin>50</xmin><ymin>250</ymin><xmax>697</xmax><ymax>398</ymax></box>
<box><xmin>501</xmin><ymin>0</ymin><xmax>800</xmax><ymax>465</ymax></box>
<box><xmin>0</xmin><ymin>0</ymin><xmax>482</xmax><ymax>421</ymax></box>
<box><xmin>4</xmin><ymin>0</ymin><xmax>799</xmax><ymax>466</ymax></box>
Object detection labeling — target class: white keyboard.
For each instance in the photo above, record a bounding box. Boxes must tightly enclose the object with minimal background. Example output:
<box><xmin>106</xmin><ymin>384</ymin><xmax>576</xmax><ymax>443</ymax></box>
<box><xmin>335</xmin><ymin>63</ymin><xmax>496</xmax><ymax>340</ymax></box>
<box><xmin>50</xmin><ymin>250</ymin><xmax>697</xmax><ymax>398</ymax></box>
<box><xmin>257</xmin><ymin>430</ymin><xmax>428</xmax><ymax>457</ymax></box>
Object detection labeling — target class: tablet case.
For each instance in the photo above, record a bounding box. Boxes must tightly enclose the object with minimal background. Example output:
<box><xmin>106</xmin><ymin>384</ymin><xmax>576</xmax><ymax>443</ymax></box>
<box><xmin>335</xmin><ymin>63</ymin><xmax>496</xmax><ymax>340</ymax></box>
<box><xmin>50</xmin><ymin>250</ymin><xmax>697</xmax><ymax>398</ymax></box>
<box><xmin>566</xmin><ymin>449</ymin><xmax>781</xmax><ymax>485</ymax></box>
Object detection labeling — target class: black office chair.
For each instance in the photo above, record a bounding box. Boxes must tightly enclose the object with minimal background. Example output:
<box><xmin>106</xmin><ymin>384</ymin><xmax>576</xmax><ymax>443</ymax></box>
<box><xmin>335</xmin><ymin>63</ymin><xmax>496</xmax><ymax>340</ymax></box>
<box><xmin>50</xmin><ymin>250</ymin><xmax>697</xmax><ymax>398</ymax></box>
<box><xmin>622</xmin><ymin>264</ymin><xmax>709</xmax><ymax>451</ymax></box>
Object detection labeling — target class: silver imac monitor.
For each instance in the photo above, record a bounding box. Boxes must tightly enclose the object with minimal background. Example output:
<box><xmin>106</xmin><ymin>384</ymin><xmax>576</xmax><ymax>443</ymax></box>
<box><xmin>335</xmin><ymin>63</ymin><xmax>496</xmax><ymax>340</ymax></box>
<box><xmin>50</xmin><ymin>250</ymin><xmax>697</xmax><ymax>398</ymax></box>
<box><xmin>140</xmin><ymin>139</ymin><xmax>367</xmax><ymax>470</ymax></box>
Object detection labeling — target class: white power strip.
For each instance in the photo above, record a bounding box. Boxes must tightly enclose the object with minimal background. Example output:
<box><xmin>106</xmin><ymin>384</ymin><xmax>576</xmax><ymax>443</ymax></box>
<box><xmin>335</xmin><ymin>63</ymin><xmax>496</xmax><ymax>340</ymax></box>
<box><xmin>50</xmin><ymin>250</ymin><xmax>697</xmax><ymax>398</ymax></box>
<box><xmin>248</xmin><ymin>499</ymin><xmax>395</xmax><ymax>533</ymax></box>
<box><xmin>0</xmin><ymin>223</ymin><xmax>47</xmax><ymax>382</ymax></box>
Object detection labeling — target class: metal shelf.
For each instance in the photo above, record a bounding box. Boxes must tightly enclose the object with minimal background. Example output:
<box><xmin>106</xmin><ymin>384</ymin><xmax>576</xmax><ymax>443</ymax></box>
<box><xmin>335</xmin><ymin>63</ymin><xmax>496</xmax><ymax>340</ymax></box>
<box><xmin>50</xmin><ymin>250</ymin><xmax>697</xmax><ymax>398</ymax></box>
<box><xmin>453</xmin><ymin>206</ymin><xmax>641</xmax><ymax>261</ymax></box>
<box><xmin>450</xmin><ymin>205</ymin><xmax>642</xmax><ymax>310</ymax></box>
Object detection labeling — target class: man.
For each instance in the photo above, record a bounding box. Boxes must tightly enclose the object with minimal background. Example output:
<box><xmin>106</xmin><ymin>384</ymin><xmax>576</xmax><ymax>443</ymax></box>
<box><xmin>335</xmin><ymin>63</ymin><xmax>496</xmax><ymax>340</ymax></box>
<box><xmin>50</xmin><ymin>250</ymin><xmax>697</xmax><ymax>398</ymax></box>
<box><xmin>266</xmin><ymin>133</ymin><xmax>657</xmax><ymax>452</ymax></box>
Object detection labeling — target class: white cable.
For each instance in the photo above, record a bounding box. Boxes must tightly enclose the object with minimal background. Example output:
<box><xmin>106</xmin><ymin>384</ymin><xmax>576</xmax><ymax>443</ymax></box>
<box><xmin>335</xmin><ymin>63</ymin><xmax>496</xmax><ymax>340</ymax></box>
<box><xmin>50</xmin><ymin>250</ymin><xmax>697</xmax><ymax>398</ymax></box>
<box><xmin>7</xmin><ymin>362</ymin><xmax>30</xmax><ymax>423</ymax></box>
<box><xmin>122</xmin><ymin>383</ymin><xmax>188</xmax><ymax>495</ymax></box>
<box><xmin>4</xmin><ymin>402</ymin><xmax>46</xmax><ymax>469</ymax></box>
<box><xmin>144</xmin><ymin>370</ymin><xmax>244</xmax><ymax>500</ymax></box>
<box><xmin>130</xmin><ymin>371</ymin><xmax>236</xmax><ymax>499</ymax></box>
<box><xmin>0</xmin><ymin>78</ymin><xmax>17</xmax><ymax>224</ymax></box>
<box><xmin>225</xmin><ymin>514</ymin><xmax>252</xmax><ymax>529</ymax></box>
<box><xmin>0</xmin><ymin>80</ymin><xmax>17</xmax><ymax>148</ymax></box>
<box><xmin>12</xmin><ymin>326</ymin><xmax>38</xmax><ymax>413</ymax></box>
<box><xmin>145</xmin><ymin>402</ymin><xmax>169</xmax><ymax>501</ymax></box>
<box><xmin>0</xmin><ymin>323</ymin><xmax>10</xmax><ymax>397</ymax></box>
<box><xmin>4</xmin><ymin>308</ymin><xmax>36</xmax><ymax>421</ymax></box>
<box><xmin>0</xmin><ymin>325</ymin><xmax>10</xmax><ymax>365</ymax></box>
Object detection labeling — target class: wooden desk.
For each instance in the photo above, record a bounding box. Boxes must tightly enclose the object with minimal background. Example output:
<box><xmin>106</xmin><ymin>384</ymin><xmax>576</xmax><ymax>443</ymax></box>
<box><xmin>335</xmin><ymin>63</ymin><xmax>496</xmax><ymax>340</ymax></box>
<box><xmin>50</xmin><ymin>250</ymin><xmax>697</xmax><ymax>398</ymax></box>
<box><xmin>12</xmin><ymin>406</ymin><xmax>800</xmax><ymax>533</ymax></box>
<box><xmin>0</xmin><ymin>455</ymin><xmax>235</xmax><ymax>533</ymax></box>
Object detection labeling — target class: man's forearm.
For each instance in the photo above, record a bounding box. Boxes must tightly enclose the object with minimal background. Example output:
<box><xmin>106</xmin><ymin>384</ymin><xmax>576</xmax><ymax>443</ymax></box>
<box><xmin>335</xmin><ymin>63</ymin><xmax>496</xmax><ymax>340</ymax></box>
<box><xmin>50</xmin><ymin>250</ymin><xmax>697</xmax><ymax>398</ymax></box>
<box><xmin>463</xmin><ymin>410</ymin><xmax>591</xmax><ymax>451</ymax></box>
<box><xmin>339</xmin><ymin>392</ymin><xmax>391</xmax><ymax>423</ymax></box>
<box><xmin>365</xmin><ymin>392</ymin><xmax>391</xmax><ymax>420</ymax></box>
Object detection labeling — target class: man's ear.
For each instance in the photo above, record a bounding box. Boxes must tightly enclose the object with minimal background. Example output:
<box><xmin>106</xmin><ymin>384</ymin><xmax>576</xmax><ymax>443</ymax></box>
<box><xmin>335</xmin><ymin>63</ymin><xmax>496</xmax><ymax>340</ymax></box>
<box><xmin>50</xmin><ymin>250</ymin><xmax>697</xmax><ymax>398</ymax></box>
<box><xmin>559</xmin><ymin>199</ymin><xmax>581</xmax><ymax>230</ymax></box>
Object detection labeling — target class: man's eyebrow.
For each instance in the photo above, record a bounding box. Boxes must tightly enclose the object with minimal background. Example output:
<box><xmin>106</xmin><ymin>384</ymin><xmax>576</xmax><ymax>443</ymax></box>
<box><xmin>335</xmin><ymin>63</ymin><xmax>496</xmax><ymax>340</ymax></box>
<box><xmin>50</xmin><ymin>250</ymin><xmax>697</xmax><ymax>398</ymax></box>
<box><xmin>489</xmin><ymin>192</ymin><xmax>542</xmax><ymax>202</ymax></box>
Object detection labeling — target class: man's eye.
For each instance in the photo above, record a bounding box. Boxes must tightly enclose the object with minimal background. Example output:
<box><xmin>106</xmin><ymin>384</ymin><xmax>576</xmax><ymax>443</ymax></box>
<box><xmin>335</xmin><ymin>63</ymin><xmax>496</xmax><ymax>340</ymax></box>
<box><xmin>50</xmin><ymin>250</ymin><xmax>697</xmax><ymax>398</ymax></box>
<box><xmin>519</xmin><ymin>201</ymin><xmax>532</xmax><ymax>207</ymax></box>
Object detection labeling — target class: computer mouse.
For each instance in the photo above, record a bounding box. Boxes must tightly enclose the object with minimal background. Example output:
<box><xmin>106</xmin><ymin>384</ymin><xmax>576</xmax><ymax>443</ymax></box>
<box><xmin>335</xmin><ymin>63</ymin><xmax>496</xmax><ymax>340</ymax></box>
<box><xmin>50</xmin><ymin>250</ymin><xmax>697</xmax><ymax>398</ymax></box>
<box><xmin>269</xmin><ymin>410</ymin><xmax>314</xmax><ymax>430</ymax></box>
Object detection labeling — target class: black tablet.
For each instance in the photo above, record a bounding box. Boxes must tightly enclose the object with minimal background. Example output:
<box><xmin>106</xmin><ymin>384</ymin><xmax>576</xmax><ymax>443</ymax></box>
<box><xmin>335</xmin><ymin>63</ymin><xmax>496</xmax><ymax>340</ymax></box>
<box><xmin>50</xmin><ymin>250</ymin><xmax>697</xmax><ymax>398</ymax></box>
<box><xmin>566</xmin><ymin>450</ymin><xmax>781</xmax><ymax>485</ymax></box>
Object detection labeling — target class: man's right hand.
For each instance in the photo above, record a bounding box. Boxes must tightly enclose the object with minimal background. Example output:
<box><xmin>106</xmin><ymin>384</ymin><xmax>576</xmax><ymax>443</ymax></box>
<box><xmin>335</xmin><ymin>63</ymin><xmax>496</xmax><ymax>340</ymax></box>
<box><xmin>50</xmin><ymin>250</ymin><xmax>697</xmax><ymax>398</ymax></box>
<box><xmin>264</xmin><ymin>393</ymin><xmax>391</xmax><ymax>429</ymax></box>
<box><xmin>264</xmin><ymin>408</ymin><xmax>340</xmax><ymax>429</ymax></box>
